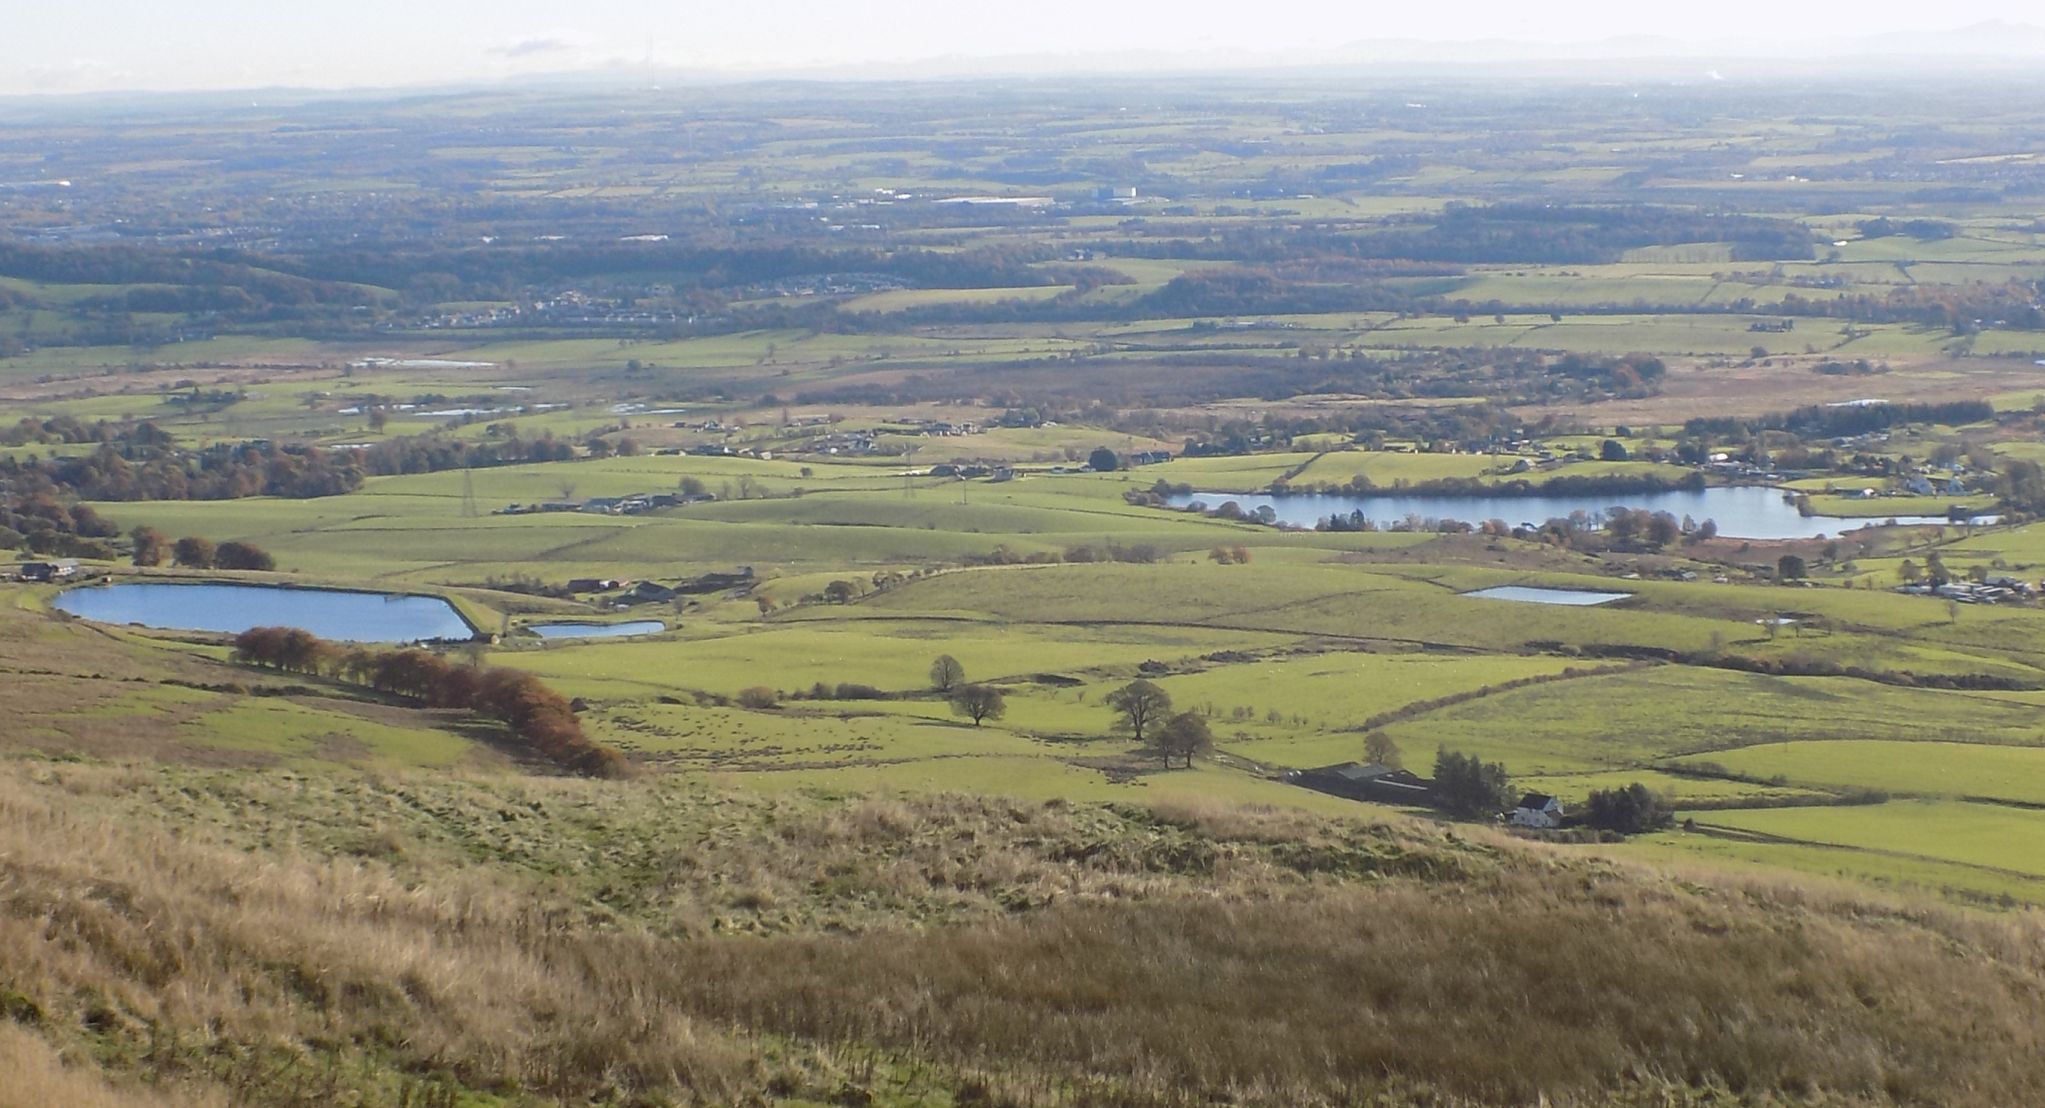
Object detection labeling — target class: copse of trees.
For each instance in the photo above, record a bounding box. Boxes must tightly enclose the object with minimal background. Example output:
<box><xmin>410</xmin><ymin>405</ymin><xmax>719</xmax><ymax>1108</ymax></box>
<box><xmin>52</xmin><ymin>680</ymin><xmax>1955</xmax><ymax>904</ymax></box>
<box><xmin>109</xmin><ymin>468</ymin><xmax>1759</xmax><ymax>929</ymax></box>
<box><xmin>1583</xmin><ymin>783</ymin><xmax>1676</xmax><ymax>835</ymax></box>
<box><xmin>3</xmin><ymin>423</ymin><xmax>600</xmax><ymax>507</ymax></box>
<box><xmin>1683</xmin><ymin>400</ymin><xmax>1995</xmax><ymax>441</ymax></box>
<box><xmin>1155</xmin><ymin>710</ymin><xmax>1212</xmax><ymax>769</ymax></box>
<box><xmin>129</xmin><ymin>526</ymin><xmax>167</xmax><ymax>567</ymax></box>
<box><xmin>172</xmin><ymin>537</ymin><xmax>217</xmax><ymax>568</ymax></box>
<box><xmin>232</xmin><ymin>627</ymin><xmax>628</xmax><ymax>777</ymax></box>
<box><xmin>0</xmin><ymin>492</ymin><xmax>122</xmax><ymax>558</ymax></box>
<box><xmin>216</xmin><ymin>540</ymin><xmax>276</xmax><ymax>571</ymax></box>
<box><xmin>1432</xmin><ymin>748</ymin><xmax>1514</xmax><ymax>819</ymax></box>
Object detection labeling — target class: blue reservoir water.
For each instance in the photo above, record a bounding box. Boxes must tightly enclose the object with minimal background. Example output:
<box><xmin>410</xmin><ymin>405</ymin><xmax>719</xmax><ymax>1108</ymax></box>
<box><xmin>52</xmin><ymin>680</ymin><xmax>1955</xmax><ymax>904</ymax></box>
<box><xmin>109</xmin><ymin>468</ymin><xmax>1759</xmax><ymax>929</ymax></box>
<box><xmin>1462</xmin><ymin>586</ymin><xmax>1632</xmax><ymax>606</ymax></box>
<box><xmin>528</xmin><ymin>620</ymin><xmax>666</xmax><ymax>640</ymax></box>
<box><xmin>1167</xmin><ymin>485</ymin><xmax>1963</xmax><ymax>541</ymax></box>
<box><xmin>54</xmin><ymin>583</ymin><xmax>474</xmax><ymax>642</ymax></box>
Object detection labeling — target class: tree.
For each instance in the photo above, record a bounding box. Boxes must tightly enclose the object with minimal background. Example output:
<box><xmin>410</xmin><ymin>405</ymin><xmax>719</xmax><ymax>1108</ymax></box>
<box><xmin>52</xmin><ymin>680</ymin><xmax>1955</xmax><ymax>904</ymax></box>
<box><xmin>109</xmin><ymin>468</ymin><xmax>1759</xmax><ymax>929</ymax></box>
<box><xmin>1364</xmin><ymin>732</ymin><xmax>1402</xmax><ymax>769</ymax></box>
<box><xmin>1106</xmin><ymin>679</ymin><xmax>1173</xmax><ymax>744</ymax></box>
<box><xmin>737</xmin><ymin>686</ymin><xmax>778</xmax><ymax>709</ymax></box>
<box><xmin>823</xmin><ymin>579</ymin><xmax>860</xmax><ymax>604</ymax></box>
<box><xmin>929</xmin><ymin>654</ymin><xmax>965</xmax><ymax>692</ymax></box>
<box><xmin>1156</xmin><ymin>710</ymin><xmax>1212</xmax><ymax>768</ymax></box>
<box><xmin>1087</xmin><ymin>446</ymin><xmax>1120</xmax><ymax>472</ymax></box>
<box><xmin>1644</xmin><ymin>512</ymin><xmax>1680</xmax><ymax>549</ymax></box>
<box><xmin>1599</xmin><ymin>438</ymin><xmax>1630</xmax><ymax>462</ymax></box>
<box><xmin>1899</xmin><ymin>559</ymin><xmax>1922</xmax><ymax>584</ymax></box>
<box><xmin>950</xmin><ymin>684</ymin><xmax>1006</xmax><ymax>726</ymax></box>
<box><xmin>215</xmin><ymin>540</ymin><xmax>275</xmax><ymax>571</ymax></box>
<box><xmin>172</xmin><ymin>536</ymin><xmax>216</xmax><ymax>568</ymax></box>
<box><xmin>129</xmin><ymin>526</ymin><xmax>167</xmax><ymax>567</ymax></box>
<box><xmin>1432</xmin><ymin>748</ymin><xmax>1513</xmax><ymax>819</ymax></box>
<box><xmin>1583</xmin><ymin>783</ymin><xmax>1674</xmax><ymax>835</ymax></box>
<box><xmin>1777</xmin><ymin>554</ymin><xmax>1807</xmax><ymax>581</ymax></box>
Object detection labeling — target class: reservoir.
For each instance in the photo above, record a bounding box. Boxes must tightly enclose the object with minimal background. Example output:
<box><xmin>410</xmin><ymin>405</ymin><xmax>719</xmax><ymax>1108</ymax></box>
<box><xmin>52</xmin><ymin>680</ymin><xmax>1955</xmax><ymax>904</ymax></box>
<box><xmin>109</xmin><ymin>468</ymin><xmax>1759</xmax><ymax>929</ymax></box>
<box><xmin>53</xmin><ymin>583</ymin><xmax>475</xmax><ymax>643</ymax></box>
<box><xmin>528</xmin><ymin>620</ymin><xmax>666</xmax><ymax>640</ymax></box>
<box><xmin>1462</xmin><ymin>586</ymin><xmax>1632</xmax><ymax>606</ymax></box>
<box><xmin>1165</xmin><ymin>485</ymin><xmax>1967</xmax><ymax>541</ymax></box>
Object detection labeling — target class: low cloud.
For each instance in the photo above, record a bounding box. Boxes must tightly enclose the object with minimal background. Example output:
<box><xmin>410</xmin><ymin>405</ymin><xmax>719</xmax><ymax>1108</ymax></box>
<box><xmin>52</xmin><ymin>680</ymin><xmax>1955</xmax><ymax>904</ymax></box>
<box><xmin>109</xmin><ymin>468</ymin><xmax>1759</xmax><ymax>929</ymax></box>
<box><xmin>490</xmin><ymin>37</ymin><xmax>576</xmax><ymax>59</ymax></box>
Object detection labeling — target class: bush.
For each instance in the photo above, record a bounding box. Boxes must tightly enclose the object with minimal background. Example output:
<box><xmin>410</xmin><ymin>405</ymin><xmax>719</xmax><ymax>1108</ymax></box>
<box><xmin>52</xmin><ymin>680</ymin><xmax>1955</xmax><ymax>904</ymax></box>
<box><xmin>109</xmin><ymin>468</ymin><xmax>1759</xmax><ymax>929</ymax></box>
<box><xmin>215</xmin><ymin>540</ymin><xmax>276</xmax><ymax>571</ymax></box>
<box><xmin>172</xmin><ymin>536</ymin><xmax>216</xmax><ymax>568</ymax></box>
<box><xmin>738</xmin><ymin>686</ymin><xmax>779</xmax><ymax>709</ymax></box>
<box><xmin>1583</xmin><ymin>783</ymin><xmax>1675</xmax><ymax>835</ymax></box>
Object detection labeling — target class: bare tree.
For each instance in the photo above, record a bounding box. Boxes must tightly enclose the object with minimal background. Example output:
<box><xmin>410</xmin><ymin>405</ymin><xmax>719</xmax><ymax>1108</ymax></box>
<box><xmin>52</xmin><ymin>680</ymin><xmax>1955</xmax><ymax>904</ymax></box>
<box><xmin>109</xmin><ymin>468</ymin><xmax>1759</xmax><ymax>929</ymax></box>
<box><xmin>1364</xmin><ymin>732</ymin><xmax>1402</xmax><ymax>769</ymax></box>
<box><xmin>929</xmin><ymin>655</ymin><xmax>965</xmax><ymax>692</ymax></box>
<box><xmin>950</xmin><ymin>684</ymin><xmax>1006</xmax><ymax>727</ymax></box>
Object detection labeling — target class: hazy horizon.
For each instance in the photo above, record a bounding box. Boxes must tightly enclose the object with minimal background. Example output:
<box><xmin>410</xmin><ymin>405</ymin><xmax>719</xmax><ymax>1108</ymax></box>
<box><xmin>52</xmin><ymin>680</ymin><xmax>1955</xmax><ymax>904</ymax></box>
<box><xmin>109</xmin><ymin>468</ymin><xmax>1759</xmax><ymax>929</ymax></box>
<box><xmin>14</xmin><ymin>1</ymin><xmax>2045</xmax><ymax>97</ymax></box>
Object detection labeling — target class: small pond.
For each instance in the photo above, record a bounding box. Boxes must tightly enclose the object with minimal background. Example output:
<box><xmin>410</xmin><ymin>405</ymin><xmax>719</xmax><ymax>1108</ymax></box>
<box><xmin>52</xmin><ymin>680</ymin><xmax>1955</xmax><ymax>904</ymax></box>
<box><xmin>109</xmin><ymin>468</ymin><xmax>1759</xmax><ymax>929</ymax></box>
<box><xmin>53</xmin><ymin>582</ymin><xmax>475</xmax><ymax>642</ymax></box>
<box><xmin>1462</xmin><ymin>586</ymin><xmax>1633</xmax><ymax>606</ymax></box>
<box><xmin>528</xmin><ymin>620</ymin><xmax>666</xmax><ymax>640</ymax></box>
<box><xmin>1165</xmin><ymin>485</ymin><xmax>1971</xmax><ymax>540</ymax></box>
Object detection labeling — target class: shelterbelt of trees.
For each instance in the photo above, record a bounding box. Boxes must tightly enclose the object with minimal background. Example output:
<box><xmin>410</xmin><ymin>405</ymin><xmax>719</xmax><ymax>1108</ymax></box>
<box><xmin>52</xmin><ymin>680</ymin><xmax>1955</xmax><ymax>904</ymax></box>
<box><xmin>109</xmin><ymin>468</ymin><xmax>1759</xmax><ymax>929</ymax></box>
<box><xmin>232</xmin><ymin>626</ymin><xmax>629</xmax><ymax>777</ymax></box>
<box><xmin>1</xmin><ymin>419</ymin><xmax>584</xmax><ymax>501</ymax></box>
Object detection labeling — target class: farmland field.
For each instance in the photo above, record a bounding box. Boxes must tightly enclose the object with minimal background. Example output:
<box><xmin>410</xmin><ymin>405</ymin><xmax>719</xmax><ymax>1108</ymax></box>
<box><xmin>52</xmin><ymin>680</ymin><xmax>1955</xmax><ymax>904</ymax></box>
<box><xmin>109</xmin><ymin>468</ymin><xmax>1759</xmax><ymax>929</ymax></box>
<box><xmin>15</xmin><ymin>62</ymin><xmax>2045</xmax><ymax>1108</ymax></box>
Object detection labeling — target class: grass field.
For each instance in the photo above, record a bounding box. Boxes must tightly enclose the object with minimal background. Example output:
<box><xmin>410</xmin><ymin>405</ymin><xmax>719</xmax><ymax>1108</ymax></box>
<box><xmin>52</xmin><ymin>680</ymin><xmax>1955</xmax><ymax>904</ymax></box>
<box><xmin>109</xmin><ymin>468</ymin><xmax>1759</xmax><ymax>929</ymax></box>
<box><xmin>1672</xmin><ymin>739</ymin><xmax>2045</xmax><ymax>805</ymax></box>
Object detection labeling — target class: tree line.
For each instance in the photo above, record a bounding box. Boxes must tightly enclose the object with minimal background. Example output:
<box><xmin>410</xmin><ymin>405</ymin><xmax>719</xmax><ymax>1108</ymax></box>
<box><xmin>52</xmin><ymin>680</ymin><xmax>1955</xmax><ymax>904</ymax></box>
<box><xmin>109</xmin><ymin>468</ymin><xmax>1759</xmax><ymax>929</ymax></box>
<box><xmin>3</xmin><ymin>423</ymin><xmax>592</xmax><ymax>504</ymax></box>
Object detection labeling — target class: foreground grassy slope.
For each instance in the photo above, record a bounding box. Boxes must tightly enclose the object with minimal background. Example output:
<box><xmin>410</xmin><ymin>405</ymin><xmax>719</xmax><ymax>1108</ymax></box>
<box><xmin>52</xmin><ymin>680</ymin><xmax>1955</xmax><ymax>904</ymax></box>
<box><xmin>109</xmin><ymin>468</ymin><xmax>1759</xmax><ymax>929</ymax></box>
<box><xmin>4</xmin><ymin>758</ymin><xmax>2045</xmax><ymax>1107</ymax></box>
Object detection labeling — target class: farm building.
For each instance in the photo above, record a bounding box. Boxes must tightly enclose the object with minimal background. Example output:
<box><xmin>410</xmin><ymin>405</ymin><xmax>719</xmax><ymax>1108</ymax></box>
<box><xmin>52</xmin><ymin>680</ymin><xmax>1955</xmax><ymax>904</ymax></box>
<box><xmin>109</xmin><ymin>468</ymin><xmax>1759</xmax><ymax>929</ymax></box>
<box><xmin>1291</xmin><ymin>762</ymin><xmax>1432</xmax><ymax>805</ymax></box>
<box><xmin>624</xmin><ymin>581</ymin><xmax>678</xmax><ymax>604</ymax></box>
<box><xmin>17</xmin><ymin>559</ymin><xmax>80</xmax><ymax>582</ymax></box>
<box><xmin>1509</xmin><ymin>794</ymin><xmax>1566</xmax><ymax>829</ymax></box>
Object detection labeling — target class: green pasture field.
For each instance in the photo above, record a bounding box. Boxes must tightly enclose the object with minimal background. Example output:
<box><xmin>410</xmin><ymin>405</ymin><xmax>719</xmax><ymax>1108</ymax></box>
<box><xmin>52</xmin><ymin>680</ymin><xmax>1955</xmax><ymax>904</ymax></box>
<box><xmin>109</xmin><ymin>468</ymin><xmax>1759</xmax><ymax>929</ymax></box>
<box><xmin>1286</xmin><ymin>450</ymin><xmax>1501</xmax><ymax>486</ymax></box>
<box><xmin>0</xmin><ymin>336</ymin><xmax>332</xmax><ymax>378</ymax></box>
<box><xmin>174</xmin><ymin>697</ymin><xmax>478</xmax><ymax>769</ymax></box>
<box><xmin>1331</xmin><ymin>313</ymin><xmax>1955</xmax><ymax>358</ymax></box>
<box><xmin>584</xmin><ymin>699</ymin><xmax>1048</xmax><ymax>767</ymax></box>
<box><xmin>1624</xmin><ymin>826</ymin><xmax>2045</xmax><ymax>906</ymax></box>
<box><xmin>1135</xmin><ymin>651</ymin><xmax>1589</xmax><ymax>764</ymax></box>
<box><xmin>1683</xmin><ymin>799</ymin><xmax>2045</xmax><ymax>883</ymax></box>
<box><xmin>497</xmin><ymin>619</ymin><xmax>1298</xmax><ymax>702</ymax></box>
<box><xmin>1514</xmin><ymin>768</ymin><xmax>1821</xmax><ymax>807</ymax></box>
<box><xmin>839</xmin><ymin>286</ymin><xmax>1069</xmax><ymax>312</ymax></box>
<box><xmin>1672</xmin><ymin>739</ymin><xmax>2045</xmax><ymax>806</ymax></box>
<box><xmin>736</xmin><ymin>753</ymin><xmax>1386</xmax><ymax>816</ymax></box>
<box><xmin>1375</xmin><ymin>666</ymin><xmax>2045</xmax><ymax>776</ymax></box>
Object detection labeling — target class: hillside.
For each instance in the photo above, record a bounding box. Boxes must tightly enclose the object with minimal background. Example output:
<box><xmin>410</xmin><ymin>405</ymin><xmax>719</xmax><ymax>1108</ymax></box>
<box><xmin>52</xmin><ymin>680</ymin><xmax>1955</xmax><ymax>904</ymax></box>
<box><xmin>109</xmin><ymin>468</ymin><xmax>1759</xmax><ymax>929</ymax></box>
<box><xmin>2</xmin><ymin>756</ymin><xmax>2042</xmax><ymax>1108</ymax></box>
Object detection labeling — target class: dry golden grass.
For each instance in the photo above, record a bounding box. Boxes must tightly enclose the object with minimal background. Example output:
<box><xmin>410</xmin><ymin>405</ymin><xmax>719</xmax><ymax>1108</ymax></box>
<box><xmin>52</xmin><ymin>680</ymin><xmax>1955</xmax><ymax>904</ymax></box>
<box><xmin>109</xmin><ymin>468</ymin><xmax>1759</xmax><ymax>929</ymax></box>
<box><xmin>0</xmin><ymin>1024</ymin><xmax>226</xmax><ymax>1108</ymax></box>
<box><xmin>3</xmin><ymin>757</ymin><xmax>2044</xmax><ymax>1105</ymax></box>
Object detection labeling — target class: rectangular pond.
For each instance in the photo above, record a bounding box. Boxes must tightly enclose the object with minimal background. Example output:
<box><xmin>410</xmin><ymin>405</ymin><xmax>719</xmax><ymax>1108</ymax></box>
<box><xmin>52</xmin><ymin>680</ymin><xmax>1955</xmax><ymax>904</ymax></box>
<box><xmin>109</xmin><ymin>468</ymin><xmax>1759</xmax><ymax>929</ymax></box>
<box><xmin>528</xmin><ymin>620</ymin><xmax>666</xmax><ymax>640</ymax></box>
<box><xmin>53</xmin><ymin>582</ymin><xmax>475</xmax><ymax>643</ymax></box>
<box><xmin>1462</xmin><ymin>586</ymin><xmax>1633</xmax><ymax>606</ymax></box>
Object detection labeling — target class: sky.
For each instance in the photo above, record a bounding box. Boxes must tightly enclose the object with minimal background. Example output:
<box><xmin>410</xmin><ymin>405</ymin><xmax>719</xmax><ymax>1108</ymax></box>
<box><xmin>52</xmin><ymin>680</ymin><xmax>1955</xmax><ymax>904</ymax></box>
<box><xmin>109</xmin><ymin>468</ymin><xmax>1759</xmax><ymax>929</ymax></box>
<box><xmin>10</xmin><ymin>1</ymin><xmax>2045</xmax><ymax>95</ymax></box>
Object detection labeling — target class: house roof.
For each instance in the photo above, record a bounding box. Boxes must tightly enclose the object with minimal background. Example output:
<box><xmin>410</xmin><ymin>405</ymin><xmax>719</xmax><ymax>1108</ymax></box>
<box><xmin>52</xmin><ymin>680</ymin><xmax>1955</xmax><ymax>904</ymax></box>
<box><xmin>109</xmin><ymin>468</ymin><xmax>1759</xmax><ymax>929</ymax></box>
<box><xmin>1516</xmin><ymin>793</ymin><xmax>1560</xmax><ymax>810</ymax></box>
